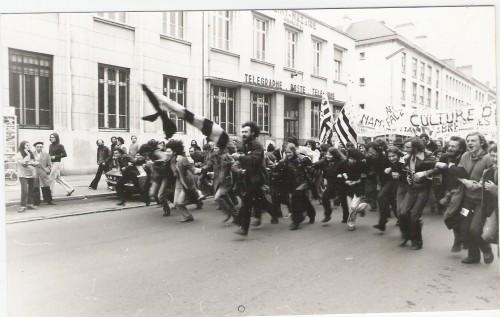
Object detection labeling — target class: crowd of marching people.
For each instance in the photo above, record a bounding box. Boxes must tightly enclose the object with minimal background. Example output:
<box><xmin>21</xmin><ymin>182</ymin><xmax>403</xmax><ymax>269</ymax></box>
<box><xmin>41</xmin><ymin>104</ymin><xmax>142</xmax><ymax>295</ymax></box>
<box><xmin>15</xmin><ymin>124</ymin><xmax>498</xmax><ymax>266</ymax></box>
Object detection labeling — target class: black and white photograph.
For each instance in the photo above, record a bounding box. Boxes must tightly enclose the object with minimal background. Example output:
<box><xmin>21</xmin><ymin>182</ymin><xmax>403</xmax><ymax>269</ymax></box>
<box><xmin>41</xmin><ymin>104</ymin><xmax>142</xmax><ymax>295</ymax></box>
<box><xmin>1</xmin><ymin>1</ymin><xmax>499</xmax><ymax>316</ymax></box>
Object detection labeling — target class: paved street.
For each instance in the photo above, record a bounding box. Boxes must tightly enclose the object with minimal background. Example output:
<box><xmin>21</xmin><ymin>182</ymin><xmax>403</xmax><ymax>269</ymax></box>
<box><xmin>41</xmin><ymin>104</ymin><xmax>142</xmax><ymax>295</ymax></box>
<box><xmin>6</xmin><ymin>199</ymin><xmax>500</xmax><ymax>317</ymax></box>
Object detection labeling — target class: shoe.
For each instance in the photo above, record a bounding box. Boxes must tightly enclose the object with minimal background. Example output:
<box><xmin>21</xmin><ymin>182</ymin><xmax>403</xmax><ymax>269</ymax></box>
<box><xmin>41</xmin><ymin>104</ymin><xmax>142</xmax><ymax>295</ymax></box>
<box><xmin>373</xmin><ymin>223</ymin><xmax>386</xmax><ymax>232</ymax></box>
<box><xmin>117</xmin><ymin>201</ymin><xmax>125</xmax><ymax>206</ymax></box>
<box><xmin>66</xmin><ymin>189</ymin><xmax>75</xmax><ymax>196</ymax></box>
<box><xmin>163</xmin><ymin>206</ymin><xmax>171</xmax><ymax>217</ymax></box>
<box><xmin>270</xmin><ymin>218</ymin><xmax>279</xmax><ymax>224</ymax></box>
<box><xmin>222</xmin><ymin>214</ymin><xmax>231</xmax><ymax>223</ymax></box>
<box><xmin>308</xmin><ymin>217</ymin><xmax>315</xmax><ymax>224</ymax></box>
<box><xmin>289</xmin><ymin>223</ymin><xmax>300</xmax><ymax>230</ymax></box>
<box><xmin>461</xmin><ymin>257</ymin><xmax>480</xmax><ymax>264</ymax></box>
<box><xmin>47</xmin><ymin>202</ymin><xmax>56</xmax><ymax>205</ymax></box>
<box><xmin>17</xmin><ymin>207</ymin><xmax>26</xmax><ymax>213</ymax></box>
<box><xmin>451</xmin><ymin>241</ymin><xmax>462</xmax><ymax>253</ymax></box>
<box><xmin>341</xmin><ymin>219</ymin><xmax>347</xmax><ymax>223</ymax></box>
<box><xmin>178</xmin><ymin>217</ymin><xmax>194</xmax><ymax>223</ymax></box>
<box><xmin>483</xmin><ymin>252</ymin><xmax>494</xmax><ymax>264</ymax></box>
<box><xmin>88</xmin><ymin>187</ymin><xmax>97</xmax><ymax>190</ymax></box>
<box><xmin>251</xmin><ymin>219</ymin><xmax>262</xmax><ymax>227</ymax></box>
<box><xmin>27</xmin><ymin>205</ymin><xmax>37</xmax><ymax>210</ymax></box>
<box><xmin>234</xmin><ymin>228</ymin><xmax>248</xmax><ymax>236</ymax></box>
<box><xmin>399</xmin><ymin>239</ymin><xmax>409</xmax><ymax>247</ymax></box>
<box><xmin>410</xmin><ymin>243</ymin><xmax>423</xmax><ymax>250</ymax></box>
<box><xmin>321</xmin><ymin>216</ymin><xmax>331</xmax><ymax>223</ymax></box>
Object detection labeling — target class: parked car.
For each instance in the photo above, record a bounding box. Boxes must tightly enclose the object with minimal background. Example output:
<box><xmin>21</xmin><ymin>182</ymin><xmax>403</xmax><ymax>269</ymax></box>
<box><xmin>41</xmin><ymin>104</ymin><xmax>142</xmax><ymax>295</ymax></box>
<box><xmin>105</xmin><ymin>166</ymin><xmax>149</xmax><ymax>194</ymax></box>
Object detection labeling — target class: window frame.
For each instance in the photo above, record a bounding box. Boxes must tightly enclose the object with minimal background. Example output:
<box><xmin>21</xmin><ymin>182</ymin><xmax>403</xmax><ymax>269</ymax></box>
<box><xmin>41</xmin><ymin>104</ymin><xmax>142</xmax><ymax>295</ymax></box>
<box><xmin>8</xmin><ymin>48</ymin><xmax>53</xmax><ymax>129</ymax></box>
<box><xmin>310</xmin><ymin>101</ymin><xmax>321</xmax><ymax>138</ymax></box>
<box><xmin>401</xmin><ymin>78</ymin><xmax>406</xmax><ymax>100</ymax></box>
<box><xmin>253</xmin><ymin>16</ymin><xmax>268</xmax><ymax>61</ymax></box>
<box><xmin>163</xmin><ymin>75</ymin><xmax>187</xmax><ymax>133</ymax></box>
<box><xmin>334</xmin><ymin>47</ymin><xmax>344</xmax><ymax>82</ymax></box>
<box><xmin>211</xmin><ymin>85</ymin><xmax>236</xmax><ymax>135</ymax></box>
<box><xmin>162</xmin><ymin>11</ymin><xmax>185</xmax><ymax>39</ymax></box>
<box><xmin>211</xmin><ymin>11</ymin><xmax>232</xmax><ymax>51</ymax></box>
<box><xmin>401</xmin><ymin>52</ymin><xmax>406</xmax><ymax>73</ymax></box>
<box><xmin>285</xmin><ymin>28</ymin><xmax>298</xmax><ymax>69</ymax></box>
<box><xmin>250</xmin><ymin>92</ymin><xmax>271</xmax><ymax>134</ymax></box>
<box><xmin>98</xmin><ymin>63</ymin><xmax>130</xmax><ymax>131</ymax></box>
<box><xmin>411</xmin><ymin>58</ymin><xmax>417</xmax><ymax>78</ymax></box>
<box><xmin>312</xmin><ymin>39</ymin><xmax>322</xmax><ymax>75</ymax></box>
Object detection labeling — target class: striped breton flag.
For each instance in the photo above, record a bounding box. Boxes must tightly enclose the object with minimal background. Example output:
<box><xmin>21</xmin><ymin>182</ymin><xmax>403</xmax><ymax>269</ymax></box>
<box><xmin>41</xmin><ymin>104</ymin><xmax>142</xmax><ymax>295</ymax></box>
<box><xmin>319</xmin><ymin>93</ymin><xmax>333</xmax><ymax>144</ymax></box>
<box><xmin>333</xmin><ymin>107</ymin><xmax>358</xmax><ymax>147</ymax></box>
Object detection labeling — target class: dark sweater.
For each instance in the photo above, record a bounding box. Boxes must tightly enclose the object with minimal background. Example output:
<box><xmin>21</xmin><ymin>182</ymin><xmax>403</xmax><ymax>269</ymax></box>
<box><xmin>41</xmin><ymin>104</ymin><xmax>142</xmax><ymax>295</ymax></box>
<box><xmin>49</xmin><ymin>143</ymin><xmax>67</xmax><ymax>162</ymax></box>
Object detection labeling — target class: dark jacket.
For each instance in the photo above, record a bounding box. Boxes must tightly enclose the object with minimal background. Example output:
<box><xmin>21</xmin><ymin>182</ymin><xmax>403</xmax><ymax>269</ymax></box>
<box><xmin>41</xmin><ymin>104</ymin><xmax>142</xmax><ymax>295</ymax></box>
<box><xmin>276</xmin><ymin>156</ymin><xmax>312</xmax><ymax>192</ymax></box>
<box><xmin>314</xmin><ymin>158</ymin><xmax>345</xmax><ymax>184</ymax></box>
<box><xmin>337</xmin><ymin>160</ymin><xmax>366</xmax><ymax>196</ymax></box>
<box><xmin>239</xmin><ymin>138</ymin><xmax>267</xmax><ymax>187</ymax></box>
<box><xmin>481</xmin><ymin>167</ymin><xmax>498</xmax><ymax>219</ymax></box>
<box><xmin>404</xmin><ymin>151</ymin><xmax>436</xmax><ymax>188</ymax></box>
<box><xmin>48</xmin><ymin>133</ymin><xmax>67</xmax><ymax>162</ymax></box>
<box><xmin>366</xmin><ymin>155</ymin><xmax>392</xmax><ymax>185</ymax></box>
<box><xmin>97</xmin><ymin>145</ymin><xmax>111</xmax><ymax>166</ymax></box>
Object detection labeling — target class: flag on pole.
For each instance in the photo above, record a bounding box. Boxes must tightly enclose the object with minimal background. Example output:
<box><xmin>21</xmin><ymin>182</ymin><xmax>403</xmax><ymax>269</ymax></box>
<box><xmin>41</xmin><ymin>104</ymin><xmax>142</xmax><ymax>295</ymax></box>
<box><xmin>319</xmin><ymin>93</ymin><xmax>333</xmax><ymax>144</ymax></box>
<box><xmin>141</xmin><ymin>84</ymin><xmax>229</xmax><ymax>148</ymax></box>
<box><xmin>333</xmin><ymin>107</ymin><xmax>358</xmax><ymax>147</ymax></box>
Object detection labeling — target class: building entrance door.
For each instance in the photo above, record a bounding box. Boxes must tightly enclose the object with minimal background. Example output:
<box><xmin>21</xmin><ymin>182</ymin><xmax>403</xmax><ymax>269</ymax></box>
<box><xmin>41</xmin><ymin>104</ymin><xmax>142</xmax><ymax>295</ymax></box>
<box><xmin>284</xmin><ymin>97</ymin><xmax>299</xmax><ymax>139</ymax></box>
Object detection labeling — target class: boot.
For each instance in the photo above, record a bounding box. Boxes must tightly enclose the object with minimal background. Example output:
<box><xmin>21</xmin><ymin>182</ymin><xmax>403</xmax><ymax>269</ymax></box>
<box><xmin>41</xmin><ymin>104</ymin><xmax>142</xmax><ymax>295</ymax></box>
<box><xmin>163</xmin><ymin>204</ymin><xmax>171</xmax><ymax>217</ymax></box>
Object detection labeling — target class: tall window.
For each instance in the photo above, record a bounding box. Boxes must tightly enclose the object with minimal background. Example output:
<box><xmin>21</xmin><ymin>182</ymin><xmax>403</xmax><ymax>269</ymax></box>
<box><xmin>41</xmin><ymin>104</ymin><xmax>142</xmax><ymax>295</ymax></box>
<box><xmin>211</xmin><ymin>86</ymin><xmax>235</xmax><ymax>134</ymax></box>
<box><xmin>286</xmin><ymin>29</ymin><xmax>298</xmax><ymax>69</ymax></box>
<box><xmin>436</xmin><ymin>69</ymin><xmax>439</xmax><ymax>88</ymax></box>
<box><xmin>401</xmin><ymin>52</ymin><xmax>406</xmax><ymax>73</ymax></box>
<box><xmin>412</xmin><ymin>83</ymin><xmax>417</xmax><ymax>103</ymax></box>
<box><xmin>419</xmin><ymin>85</ymin><xmax>424</xmax><ymax>105</ymax></box>
<box><xmin>98</xmin><ymin>64</ymin><xmax>129</xmax><ymax>130</ymax></box>
<box><xmin>435</xmin><ymin>91</ymin><xmax>439</xmax><ymax>108</ymax></box>
<box><xmin>427</xmin><ymin>88</ymin><xmax>431</xmax><ymax>107</ymax></box>
<box><xmin>251</xmin><ymin>92</ymin><xmax>271</xmax><ymax>134</ymax></box>
<box><xmin>311</xmin><ymin>102</ymin><xmax>320</xmax><ymax>138</ymax></box>
<box><xmin>163</xmin><ymin>75</ymin><xmax>186</xmax><ymax>132</ymax></box>
<box><xmin>427</xmin><ymin>65</ymin><xmax>432</xmax><ymax>84</ymax></box>
<box><xmin>312</xmin><ymin>40</ymin><xmax>322</xmax><ymax>75</ymax></box>
<box><xmin>401</xmin><ymin>78</ymin><xmax>406</xmax><ymax>100</ymax></box>
<box><xmin>253</xmin><ymin>17</ymin><xmax>268</xmax><ymax>61</ymax></box>
<box><xmin>162</xmin><ymin>11</ymin><xmax>184</xmax><ymax>39</ymax></box>
<box><xmin>420</xmin><ymin>62</ymin><xmax>425</xmax><ymax>81</ymax></box>
<box><xmin>9</xmin><ymin>49</ymin><xmax>53</xmax><ymax>129</ymax></box>
<box><xmin>211</xmin><ymin>11</ymin><xmax>232</xmax><ymax>50</ymax></box>
<box><xmin>411</xmin><ymin>58</ymin><xmax>417</xmax><ymax>78</ymax></box>
<box><xmin>334</xmin><ymin>47</ymin><xmax>344</xmax><ymax>81</ymax></box>
<box><xmin>97</xmin><ymin>12</ymin><xmax>126</xmax><ymax>24</ymax></box>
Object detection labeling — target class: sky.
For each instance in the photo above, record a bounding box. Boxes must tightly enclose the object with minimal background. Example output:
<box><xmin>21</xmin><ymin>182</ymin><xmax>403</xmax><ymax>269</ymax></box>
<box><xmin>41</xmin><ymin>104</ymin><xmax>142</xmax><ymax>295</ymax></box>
<box><xmin>304</xmin><ymin>6</ymin><xmax>496</xmax><ymax>88</ymax></box>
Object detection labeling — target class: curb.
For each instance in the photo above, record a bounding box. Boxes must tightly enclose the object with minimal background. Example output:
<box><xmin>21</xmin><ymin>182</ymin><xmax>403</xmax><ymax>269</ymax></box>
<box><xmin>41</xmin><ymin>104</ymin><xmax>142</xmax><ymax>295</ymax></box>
<box><xmin>5</xmin><ymin>192</ymin><xmax>116</xmax><ymax>207</ymax></box>
<box><xmin>6</xmin><ymin>201</ymin><xmax>154</xmax><ymax>224</ymax></box>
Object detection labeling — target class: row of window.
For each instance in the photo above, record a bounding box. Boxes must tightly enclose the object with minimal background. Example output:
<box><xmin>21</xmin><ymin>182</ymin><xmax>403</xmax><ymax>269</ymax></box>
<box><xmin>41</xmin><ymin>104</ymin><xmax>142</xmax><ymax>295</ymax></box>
<box><xmin>97</xmin><ymin>11</ymin><xmax>346</xmax><ymax>81</ymax></box>
<box><xmin>401</xmin><ymin>53</ymin><xmax>440</xmax><ymax>89</ymax></box>
<box><xmin>445</xmin><ymin>74</ymin><xmax>472</xmax><ymax>99</ymax></box>
<box><xmin>401</xmin><ymin>79</ymin><xmax>439</xmax><ymax>108</ymax></box>
<box><xmin>445</xmin><ymin>95</ymin><xmax>470</xmax><ymax>108</ymax></box>
<box><xmin>9</xmin><ymin>48</ymin><xmax>326</xmax><ymax>137</ymax></box>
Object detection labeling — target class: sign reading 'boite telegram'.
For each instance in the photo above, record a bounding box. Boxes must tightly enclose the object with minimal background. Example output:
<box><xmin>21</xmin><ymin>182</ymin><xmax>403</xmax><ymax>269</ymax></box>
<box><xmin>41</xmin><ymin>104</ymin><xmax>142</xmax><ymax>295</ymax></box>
<box><xmin>243</xmin><ymin>73</ymin><xmax>335</xmax><ymax>100</ymax></box>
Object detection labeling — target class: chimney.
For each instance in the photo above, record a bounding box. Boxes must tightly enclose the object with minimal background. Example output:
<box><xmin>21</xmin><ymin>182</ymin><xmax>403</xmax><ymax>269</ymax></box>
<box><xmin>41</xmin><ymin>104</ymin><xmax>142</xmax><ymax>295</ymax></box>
<box><xmin>457</xmin><ymin>65</ymin><xmax>472</xmax><ymax>76</ymax></box>
<box><xmin>341</xmin><ymin>15</ymin><xmax>352</xmax><ymax>32</ymax></box>
<box><xmin>442</xmin><ymin>59</ymin><xmax>456</xmax><ymax>68</ymax></box>
<box><xmin>394</xmin><ymin>22</ymin><xmax>415</xmax><ymax>41</ymax></box>
<box><xmin>414</xmin><ymin>34</ymin><xmax>428</xmax><ymax>50</ymax></box>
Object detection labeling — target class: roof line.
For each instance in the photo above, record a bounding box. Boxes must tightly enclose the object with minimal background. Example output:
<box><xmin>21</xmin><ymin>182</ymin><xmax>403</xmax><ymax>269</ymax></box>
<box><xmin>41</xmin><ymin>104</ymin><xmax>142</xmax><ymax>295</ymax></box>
<box><xmin>295</xmin><ymin>10</ymin><xmax>356</xmax><ymax>40</ymax></box>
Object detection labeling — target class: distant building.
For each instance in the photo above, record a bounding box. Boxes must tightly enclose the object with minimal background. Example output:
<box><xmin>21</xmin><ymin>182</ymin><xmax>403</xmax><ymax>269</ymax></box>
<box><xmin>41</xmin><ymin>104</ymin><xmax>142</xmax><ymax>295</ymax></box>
<box><xmin>1</xmin><ymin>11</ymin><xmax>355</xmax><ymax>173</ymax></box>
<box><xmin>346</xmin><ymin>19</ymin><xmax>495</xmax><ymax>116</ymax></box>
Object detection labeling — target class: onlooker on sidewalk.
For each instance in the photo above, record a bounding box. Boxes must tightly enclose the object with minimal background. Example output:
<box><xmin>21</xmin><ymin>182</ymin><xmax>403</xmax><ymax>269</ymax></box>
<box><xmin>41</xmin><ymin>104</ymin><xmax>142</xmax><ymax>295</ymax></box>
<box><xmin>89</xmin><ymin>139</ymin><xmax>111</xmax><ymax>190</ymax></box>
<box><xmin>33</xmin><ymin>141</ymin><xmax>55</xmax><ymax>205</ymax></box>
<box><xmin>16</xmin><ymin>141</ymin><xmax>39</xmax><ymax>212</ymax></box>
<box><xmin>49</xmin><ymin>133</ymin><xmax>75</xmax><ymax>196</ymax></box>
<box><xmin>129</xmin><ymin>135</ymin><xmax>140</xmax><ymax>157</ymax></box>
<box><xmin>116</xmin><ymin>137</ymin><xmax>127</xmax><ymax>155</ymax></box>
<box><xmin>110</xmin><ymin>136</ymin><xmax>118</xmax><ymax>152</ymax></box>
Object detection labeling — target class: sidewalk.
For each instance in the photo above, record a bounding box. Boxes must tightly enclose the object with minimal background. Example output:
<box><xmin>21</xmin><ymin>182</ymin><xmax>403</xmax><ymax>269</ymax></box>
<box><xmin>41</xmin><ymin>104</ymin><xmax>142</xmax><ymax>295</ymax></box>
<box><xmin>4</xmin><ymin>174</ymin><xmax>114</xmax><ymax>207</ymax></box>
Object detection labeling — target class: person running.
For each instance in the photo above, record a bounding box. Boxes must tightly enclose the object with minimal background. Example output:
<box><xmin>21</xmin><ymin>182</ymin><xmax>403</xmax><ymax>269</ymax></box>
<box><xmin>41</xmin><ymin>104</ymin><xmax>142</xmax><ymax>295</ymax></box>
<box><xmin>398</xmin><ymin>137</ymin><xmax>436</xmax><ymax>250</ymax></box>
<box><xmin>233</xmin><ymin>121</ymin><xmax>277</xmax><ymax>236</ymax></box>
<box><xmin>49</xmin><ymin>133</ymin><xmax>74</xmax><ymax>196</ymax></box>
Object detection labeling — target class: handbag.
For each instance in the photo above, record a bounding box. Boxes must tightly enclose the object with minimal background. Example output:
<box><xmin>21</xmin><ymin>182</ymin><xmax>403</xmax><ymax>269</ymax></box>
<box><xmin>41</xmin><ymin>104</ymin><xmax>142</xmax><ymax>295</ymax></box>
<box><xmin>482</xmin><ymin>210</ymin><xmax>498</xmax><ymax>244</ymax></box>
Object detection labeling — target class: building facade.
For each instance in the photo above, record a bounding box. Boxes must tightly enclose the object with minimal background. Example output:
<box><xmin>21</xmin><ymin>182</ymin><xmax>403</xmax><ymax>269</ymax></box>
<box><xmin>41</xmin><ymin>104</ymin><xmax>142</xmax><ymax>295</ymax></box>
<box><xmin>347</xmin><ymin>20</ymin><xmax>496</xmax><ymax>117</ymax></box>
<box><xmin>1</xmin><ymin>11</ymin><xmax>355</xmax><ymax>174</ymax></box>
